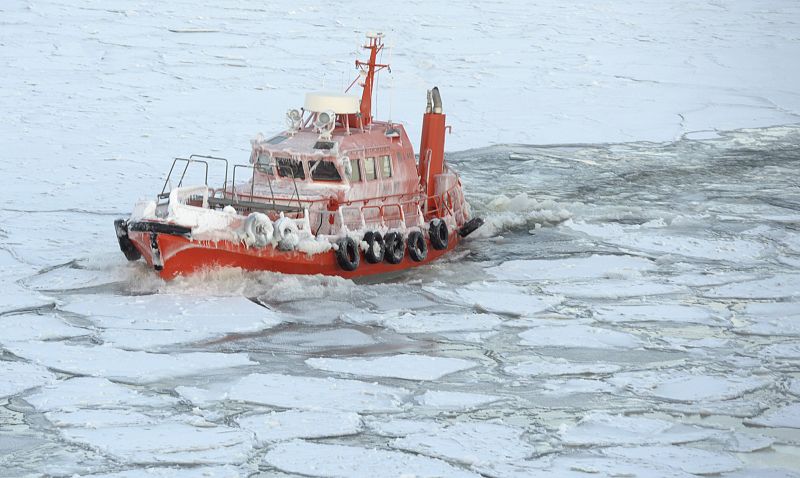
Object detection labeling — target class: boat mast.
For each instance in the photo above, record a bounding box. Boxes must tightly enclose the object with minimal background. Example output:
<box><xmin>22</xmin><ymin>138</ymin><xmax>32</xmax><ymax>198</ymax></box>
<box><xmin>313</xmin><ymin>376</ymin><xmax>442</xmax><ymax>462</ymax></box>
<box><xmin>346</xmin><ymin>33</ymin><xmax>389</xmax><ymax>128</ymax></box>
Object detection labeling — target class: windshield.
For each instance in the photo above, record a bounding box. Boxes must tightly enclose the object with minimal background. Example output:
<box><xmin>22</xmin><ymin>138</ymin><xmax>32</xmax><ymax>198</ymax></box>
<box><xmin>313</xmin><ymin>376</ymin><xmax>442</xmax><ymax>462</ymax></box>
<box><xmin>310</xmin><ymin>159</ymin><xmax>342</xmax><ymax>181</ymax></box>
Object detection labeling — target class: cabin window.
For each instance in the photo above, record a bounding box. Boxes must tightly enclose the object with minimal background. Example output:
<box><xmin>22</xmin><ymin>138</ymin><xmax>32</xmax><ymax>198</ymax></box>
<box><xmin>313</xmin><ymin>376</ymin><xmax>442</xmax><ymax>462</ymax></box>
<box><xmin>276</xmin><ymin>157</ymin><xmax>305</xmax><ymax>179</ymax></box>
<box><xmin>380</xmin><ymin>155</ymin><xmax>392</xmax><ymax>178</ymax></box>
<box><xmin>255</xmin><ymin>153</ymin><xmax>274</xmax><ymax>175</ymax></box>
<box><xmin>266</xmin><ymin>135</ymin><xmax>287</xmax><ymax>145</ymax></box>
<box><xmin>365</xmin><ymin>157</ymin><xmax>378</xmax><ymax>180</ymax></box>
<box><xmin>310</xmin><ymin>159</ymin><xmax>341</xmax><ymax>181</ymax></box>
<box><xmin>349</xmin><ymin>158</ymin><xmax>362</xmax><ymax>182</ymax></box>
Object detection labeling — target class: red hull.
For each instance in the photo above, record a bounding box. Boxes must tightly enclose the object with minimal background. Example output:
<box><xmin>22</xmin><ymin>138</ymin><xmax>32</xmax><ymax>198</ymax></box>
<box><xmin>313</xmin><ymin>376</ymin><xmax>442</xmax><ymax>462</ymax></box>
<box><xmin>128</xmin><ymin>230</ymin><xmax>460</xmax><ymax>280</ymax></box>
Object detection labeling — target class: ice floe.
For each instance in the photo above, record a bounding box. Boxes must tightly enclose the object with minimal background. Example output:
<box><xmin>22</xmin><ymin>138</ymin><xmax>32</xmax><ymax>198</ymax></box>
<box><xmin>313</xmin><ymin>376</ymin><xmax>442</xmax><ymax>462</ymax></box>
<box><xmin>236</xmin><ymin>410</ymin><xmax>362</xmax><ymax>444</ymax></box>
<box><xmin>306</xmin><ymin>354</ymin><xmax>477</xmax><ymax>381</ymax></box>
<box><xmin>506</xmin><ymin>356</ymin><xmax>621</xmax><ymax>377</ymax></box>
<box><xmin>425</xmin><ymin>282</ymin><xmax>562</xmax><ymax>316</ymax></box>
<box><xmin>264</xmin><ymin>440</ymin><xmax>479</xmax><ymax>477</ymax></box>
<box><xmin>760</xmin><ymin>343</ymin><xmax>800</xmax><ymax>359</ymax></box>
<box><xmin>5</xmin><ymin>341</ymin><xmax>254</xmax><ymax>384</ymax></box>
<box><xmin>0</xmin><ymin>312</ymin><xmax>89</xmax><ymax>342</ymax></box>
<box><xmin>481</xmin><ymin>453</ymin><xmax>696</xmax><ymax>478</ymax></box>
<box><xmin>0</xmin><ymin>284</ymin><xmax>54</xmax><ymax>314</ymax></box>
<box><xmin>746</xmin><ymin>403</ymin><xmax>800</xmax><ymax>429</ymax></box>
<box><xmin>367</xmin><ymin>418</ymin><xmax>435</xmax><ymax>437</ymax></box>
<box><xmin>267</xmin><ymin>328</ymin><xmax>376</xmax><ymax>348</ymax></box>
<box><xmin>539</xmin><ymin>378</ymin><xmax>619</xmax><ymax>395</ymax></box>
<box><xmin>61</xmin><ymin>422</ymin><xmax>253</xmax><ymax>465</ymax></box>
<box><xmin>593</xmin><ymin>303</ymin><xmax>725</xmax><ymax>326</ymax></box>
<box><xmin>558</xmin><ymin>413</ymin><xmax>717</xmax><ymax>446</ymax></box>
<box><xmin>59</xmin><ymin>294</ymin><xmax>281</xmax><ymax>350</ymax></box>
<box><xmin>0</xmin><ymin>361</ymin><xmax>56</xmax><ymax>399</ymax></box>
<box><xmin>414</xmin><ymin>390</ymin><xmax>504</xmax><ymax>410</ymax></box>
<box><xmin>24</xmin><ymin>377</ymin><xmax>179</xmax><ymax>411</ymax></box>
<box><xmin>519</xmin><ymin>324</ymin><xmax>644</xmax><ymax>349</ymax></box>
<box><xmin>228</xmin><ymin>373</ymin><xmax>409</xmax><ymax>412</ymax></box>
<box><xmin>90</xmin><ymin>467</ymin><xmax>243</xmax><ymax>478</ymax></box>
<box><xmin>487</xmin><ymin>254</ymin><xmax>654</xmax><ymax>282</ymax></box>
<box><xmin>566</xmin><ymin>220</ymin><xmax>766</xmax><ymax>262</ymax></box>
<box><xmin>44</xmin><ymin>408</ymin><xmax>156</xmax><ymax>428</ymax></box>
<box><xmin>601</xmin><ymin>445</ymin><xmax>742</xmax><ymax>474</ymax></box>
<box><xmin>380</xmin><ymin>312</ymin><xmax>502</xmax><ymax>334</ymax></box>
<box><xmin>735</xmin><ymin>302</ymin><xmax>800</xmax><ymax>337</ymax></box>
<box><xmin>705</xmin><ymin>274</ymin><xmax>800</xmax><ymax>299</ymax></box>
<box><xmin>543</xmin><ymin>280</ymin><xmax>686</xmax><ymax>299</ymax></box>
<box><xmin>608</xmin><ymin>368</ymin><xmax>770</xmax><ymax>403</ymax></box>
<box><xmin>392</xmin><ymin>421</ymin><xmax>535</xmax><ymax>467</ymax></box>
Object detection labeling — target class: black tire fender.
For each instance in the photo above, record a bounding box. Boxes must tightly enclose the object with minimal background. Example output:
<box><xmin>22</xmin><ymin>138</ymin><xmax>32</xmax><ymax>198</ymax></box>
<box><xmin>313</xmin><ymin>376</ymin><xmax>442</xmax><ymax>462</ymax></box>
<box><xmin>363</xmin><ymin>231</ymin><xmax>385</xmax><ymax>264</ymax></box>
<box><xmin>407</xmin><ymin>230</ymin><xmax>428</xmax><ymax>262</ymax></box>
<box><xmin>429</xmin><ymin>219</ymin><xmax>449</xmax><ymax>250</ymax></box>
<box><xmin>383</xmin><ymin>232</ymin><xmax>405</xmax><ymax>264</ymax></box>
<box><xmin>335</xmin><ymin>236</ymin><xmax>360</xmax><ymax>271</ymax></box>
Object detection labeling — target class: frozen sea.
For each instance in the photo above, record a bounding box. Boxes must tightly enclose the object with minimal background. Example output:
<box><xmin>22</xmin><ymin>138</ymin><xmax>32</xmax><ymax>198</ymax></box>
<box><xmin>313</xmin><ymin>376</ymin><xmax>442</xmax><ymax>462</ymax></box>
<box><xmin>2</xmin><ymin>1</ymin><xmax>800</xmax><ymax>477</ymax></box>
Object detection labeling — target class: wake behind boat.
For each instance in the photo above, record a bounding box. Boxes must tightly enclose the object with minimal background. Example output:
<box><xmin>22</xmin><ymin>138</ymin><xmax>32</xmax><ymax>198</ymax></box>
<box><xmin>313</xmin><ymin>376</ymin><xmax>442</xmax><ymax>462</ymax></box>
<box><xmin>114</xmin><ymin>33</ymin><xmax>483</xmax><ymax>279</ymax></box>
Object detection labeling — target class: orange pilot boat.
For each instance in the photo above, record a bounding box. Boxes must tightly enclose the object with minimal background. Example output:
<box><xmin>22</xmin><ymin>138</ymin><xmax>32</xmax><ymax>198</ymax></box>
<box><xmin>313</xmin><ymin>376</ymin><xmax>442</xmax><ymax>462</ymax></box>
<box><xmin>114</xmin><ymin>33</ymin><xmax>483</xmax><ymax>279</ymax></box>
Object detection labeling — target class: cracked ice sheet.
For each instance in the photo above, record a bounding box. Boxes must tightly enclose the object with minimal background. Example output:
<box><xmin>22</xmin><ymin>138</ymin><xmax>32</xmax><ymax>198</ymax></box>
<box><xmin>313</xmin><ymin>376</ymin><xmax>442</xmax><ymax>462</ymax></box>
<box><xmin>601</xmin><ymin>445</ymin><xmax>742</xmax><ymax>475</ymax></box>
<box><xmin>424</xmin><ymin>282</ymin><xmax>562</xmax><ymax>316</ymax></box>
<box><xmin>228</xmin><ymin>373</ymin><xmax>409</xmax><ymax>412</ymax></box>
<box><xmin>236</xmin><ymin>410</ymin><xmax>362</xmax><ymax>444</ymax></box>
<box><xmin>0</xmin><ymin>361</ymin><xmax>56</xmax><ymax>399</ymax></box>
<box><xmin>506</xmin><ymin>356</ymin><xmax>622</xmax><ymax>377</ymax></box>
<box><xmin>59</xmin><ymin>294</ymin><xmax>281</xmax><ymax>350</ymax></box>
<box><xmin>305</xmin><ymin>354</ymin><xmax>476</xmax><ymax>381</ymax></box>
<box><xmin>414</xmin><ymin>390</ymin><xmax>504</xmax><ymax>410</ymax></box>
<box><xmin>593</xmin><ymin>303</ymin><xmax>726</xmax><ymax>326</ymax></box>
<box><xmin>704</xmin><ymin>274</ymin><xmax>800</xmax><ymax>299</ymax></box>
<box><xmin>558</xmin><ymin>413</ymin><xmax>717</xmax><ymax>446</ymax></box>
<box><xmin>487</xmin><ymin>254</ymin><xmax>654</xmax><ymax>282</ymax></box>
<box><xmin>25</xmin><ymin>377</ymin><xmax>179</xmax><ymax>411</ymax></box>
<box><xmin>4</xmin><ymin>341</ymin><xmax>254</xmax><ymax>384</ymax></box>
<box><xmin>519</xmin><ymin>324</ymin><xmax>645</xmax><ymax>349</ymax></box>
<box><xmin>0</xmin><ymin>313</ymin><xmax>90</xmax><ymax>342</ymax></box>
<box><xmin>746</xmin><ymin>403</ymin><xmax>800</xmax><ymax>429</ymax></box>
<box><xmin>264</xmin><ymin>440</ymin><xmax>479</xmax><ymax>478</ymax></box>
<box><xmin>392</xmin><ymin>421</ymin><xmax>536</xmax><ymax>468</ymax></box>
<box><xmin>61</xmin><ymin>422</ymin><xmax>254</xmax><ymax>466</ymax></box>
<box><xmin>608</xmin><ymin>368</ymin><xmax>770</xmax><ymax>403</ymax></box>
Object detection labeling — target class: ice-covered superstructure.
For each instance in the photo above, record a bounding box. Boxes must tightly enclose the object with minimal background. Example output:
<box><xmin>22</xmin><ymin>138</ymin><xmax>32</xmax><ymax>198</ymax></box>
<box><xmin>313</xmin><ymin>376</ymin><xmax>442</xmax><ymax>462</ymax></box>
<box><xmin>115</xmin><ymin>33</ymin><xmax>482</xmax><ymax>279</ymax></box>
